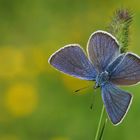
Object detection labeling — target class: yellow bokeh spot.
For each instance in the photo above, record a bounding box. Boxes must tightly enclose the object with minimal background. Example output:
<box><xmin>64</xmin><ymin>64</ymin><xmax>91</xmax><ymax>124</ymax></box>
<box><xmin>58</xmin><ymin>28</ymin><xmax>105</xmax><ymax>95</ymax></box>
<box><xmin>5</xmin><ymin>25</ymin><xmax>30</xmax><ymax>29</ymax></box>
<box><xmin>22</xmin><ymin>47</ymin><xmax>48</xmax><ymax>76</ymax></box>
<box><xmin>5</xmin><ymin>83</ymin><xmax>38</xmax><ymax>117</ymax></box>
<box><xmin>0</xmin><ymin>45</ymin><xmax>52</xmax><ymax>78</ymax></box>
<box><xmin>31</xmin><ymin>47</ymin><xmax>47</xmax><ymax>72</ymax></box>
<box><xmin>0</xmin><ymin>47</ymin><xmax>24</xmax><ymax>78</ymax></box>
<box><xmin>62</xmin><ymin>74</ymin><xmax>92</xmax><ymax>93</ymax></box>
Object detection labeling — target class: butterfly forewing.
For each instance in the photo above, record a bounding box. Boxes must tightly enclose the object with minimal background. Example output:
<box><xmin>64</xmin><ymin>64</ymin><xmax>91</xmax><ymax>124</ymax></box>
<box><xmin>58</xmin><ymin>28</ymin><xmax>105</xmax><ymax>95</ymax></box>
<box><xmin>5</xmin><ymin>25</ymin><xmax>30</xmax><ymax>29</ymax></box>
<box><xmin>101</xmin><ymin>82</ymin><xmax>132</xmax><ymax>125</ymax></box>
<box><xmin>110</xmin><ymin>52</ymin><xmax>140</xmax><ymax>85</ymax></box>
<box><xmin>87</xmin><ymin>31</ymin><xmax>120</xmax><ymax>73</ymax></box>
<box><xmin>49</xmin><ymin>45</ymin><xmax>97</xmax><ymax>80</ymax></box>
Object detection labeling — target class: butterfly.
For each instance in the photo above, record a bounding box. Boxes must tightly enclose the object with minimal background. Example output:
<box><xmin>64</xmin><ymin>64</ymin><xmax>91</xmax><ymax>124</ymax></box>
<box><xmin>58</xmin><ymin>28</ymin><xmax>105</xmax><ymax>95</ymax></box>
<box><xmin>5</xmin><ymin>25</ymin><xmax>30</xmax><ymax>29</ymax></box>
<box><xmin>48</xmin><ymin>30</ymin><xmax>140</xmax><ymax>125</ymax></box>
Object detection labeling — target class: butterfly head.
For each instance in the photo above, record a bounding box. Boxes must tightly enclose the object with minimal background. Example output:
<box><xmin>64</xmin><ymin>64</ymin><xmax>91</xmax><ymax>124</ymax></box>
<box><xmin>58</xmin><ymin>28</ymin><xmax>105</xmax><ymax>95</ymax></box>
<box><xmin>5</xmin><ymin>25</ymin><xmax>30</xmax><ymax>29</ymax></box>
<box><xmin>95</xmin><ymin>71</ymin><xmax>110</xmax><ymax>88</ymax></box>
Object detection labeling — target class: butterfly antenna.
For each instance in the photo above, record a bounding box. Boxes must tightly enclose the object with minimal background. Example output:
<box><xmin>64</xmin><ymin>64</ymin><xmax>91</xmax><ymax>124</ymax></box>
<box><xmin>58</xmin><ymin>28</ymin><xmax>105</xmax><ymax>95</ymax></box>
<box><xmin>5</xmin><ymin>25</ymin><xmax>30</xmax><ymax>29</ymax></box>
<box><xmin>90</xmin><ymin>88</ymin><xmax>97</xmax><ymax>110</ymax></box>
<box><xmin>74</xmin><ymin>85</ymin><xmax>91</xmax><ymax>93</ymax></box>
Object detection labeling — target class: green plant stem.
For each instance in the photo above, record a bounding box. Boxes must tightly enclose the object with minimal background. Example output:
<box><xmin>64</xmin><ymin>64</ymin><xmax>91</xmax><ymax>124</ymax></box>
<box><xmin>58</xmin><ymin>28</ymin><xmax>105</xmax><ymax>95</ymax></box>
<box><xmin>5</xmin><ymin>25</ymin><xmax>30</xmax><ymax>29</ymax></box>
<box><xmin>95</xmin><ymin>105</ymin><xmax>105</xmax><ymax>140</ymax></box>
<box><xmin>99</xmin><ymin>118</ymin><xmax>108</xmax><ymax>140</ymax></box>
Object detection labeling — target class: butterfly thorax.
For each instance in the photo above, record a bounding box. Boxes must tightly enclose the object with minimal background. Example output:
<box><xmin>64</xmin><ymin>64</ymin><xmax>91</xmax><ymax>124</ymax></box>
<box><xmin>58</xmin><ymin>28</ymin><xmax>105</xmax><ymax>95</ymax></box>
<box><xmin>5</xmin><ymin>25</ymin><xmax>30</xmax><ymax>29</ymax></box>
<box><xmin>95</xmin><ymin>71</ymin><xmax>110</xmax><ymax>88</ymax></box>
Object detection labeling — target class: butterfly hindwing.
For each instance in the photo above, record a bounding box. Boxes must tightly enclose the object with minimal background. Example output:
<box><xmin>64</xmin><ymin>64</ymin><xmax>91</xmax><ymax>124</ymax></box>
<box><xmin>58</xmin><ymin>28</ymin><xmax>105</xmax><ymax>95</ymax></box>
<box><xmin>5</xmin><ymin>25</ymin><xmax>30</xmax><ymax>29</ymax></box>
<box><xmin>101</xmin><ymin>82</ymin><xmax>132</xmax><ymax>125</ymax></box>
<box><xmin>106</xmin><ymin>53</ymin><xmax>125</xmax><ymax>75</ymax></box>
<box><xmin>49</xmin><ymin>44</ymin><xmax>97</xmax><ymax>80</ymax></box>
<box><xmin>110</xmin><ymin>52</ymin><xmax>140</xmax><ymax>85</ymax></box>
<box><xmin>87</xmin><ymin>31</ymin><xmax>120</xmax><ymax>73</ymax></box>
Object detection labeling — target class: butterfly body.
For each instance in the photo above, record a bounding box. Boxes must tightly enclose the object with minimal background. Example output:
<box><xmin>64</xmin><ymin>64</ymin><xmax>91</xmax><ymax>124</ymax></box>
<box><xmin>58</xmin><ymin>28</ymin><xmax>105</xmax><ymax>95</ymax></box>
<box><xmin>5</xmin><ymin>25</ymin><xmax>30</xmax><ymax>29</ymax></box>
<box><xmin>49</xmin><ymin>30</ymin><xmax>140</xmax><ymax>125</ymax></box>
<box><xmin>95</xmin><ymin>71</ymin><xmax>109</xmax><ymax>88</ymax></box>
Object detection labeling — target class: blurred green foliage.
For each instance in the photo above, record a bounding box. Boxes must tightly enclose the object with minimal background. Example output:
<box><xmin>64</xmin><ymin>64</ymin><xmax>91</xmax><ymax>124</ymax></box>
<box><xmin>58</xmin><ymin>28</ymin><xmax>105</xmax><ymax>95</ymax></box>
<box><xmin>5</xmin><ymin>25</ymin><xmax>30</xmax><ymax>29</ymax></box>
<box><xmin>0</xmin><ymin>0</ymin><xmax>140</xmax><ymax>140</ymax></box>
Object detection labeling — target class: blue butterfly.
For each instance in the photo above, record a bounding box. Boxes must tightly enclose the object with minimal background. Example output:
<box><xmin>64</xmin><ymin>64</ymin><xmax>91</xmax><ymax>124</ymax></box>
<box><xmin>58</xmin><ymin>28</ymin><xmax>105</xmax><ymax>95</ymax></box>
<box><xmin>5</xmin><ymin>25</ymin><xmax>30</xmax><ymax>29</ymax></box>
<box><xmin>48</xmin><ymin>30</ymin><xmax>140</xmax><ymax>125</ymax></box>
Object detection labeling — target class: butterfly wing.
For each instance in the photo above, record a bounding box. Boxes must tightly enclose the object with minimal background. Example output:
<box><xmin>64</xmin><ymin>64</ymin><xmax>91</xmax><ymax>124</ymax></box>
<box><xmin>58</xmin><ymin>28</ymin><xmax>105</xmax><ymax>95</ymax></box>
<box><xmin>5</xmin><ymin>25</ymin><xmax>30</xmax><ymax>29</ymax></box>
<box><xmin>106</xmin><ymin>53</ymin><xmax>125</xmax><ymax>75</ymax></box>
<box><xmin>101</xmin><ymin>82</ymin><xmax>132</xmax><ymax>125</ymax></box>
<box><xmin>49</xmin><ymin>44</ymin><xmax>97</xmax><ymax>80</ymax></box>
<box><xmin>87</xmin><ymin>30</ymin><xmax>120</xmax><ymax>73</ymax></box>
<box><xmin>110</xmin><ymin>52</ymin><xmax>140</xmax><ymax>85</ymax></box>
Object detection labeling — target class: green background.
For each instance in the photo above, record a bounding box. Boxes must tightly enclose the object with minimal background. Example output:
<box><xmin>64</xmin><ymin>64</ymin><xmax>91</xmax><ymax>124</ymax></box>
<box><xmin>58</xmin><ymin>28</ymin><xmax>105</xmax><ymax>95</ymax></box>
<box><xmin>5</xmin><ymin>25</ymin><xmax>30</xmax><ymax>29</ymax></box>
<box><xmin>0</xmin><ymin>0</ymin><xmax>140</xmax><ymax>140</ymax></box>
